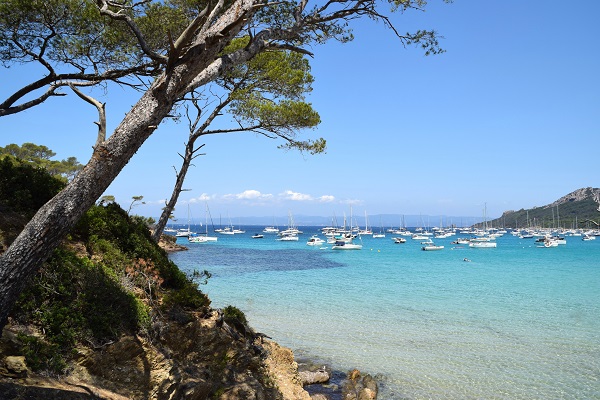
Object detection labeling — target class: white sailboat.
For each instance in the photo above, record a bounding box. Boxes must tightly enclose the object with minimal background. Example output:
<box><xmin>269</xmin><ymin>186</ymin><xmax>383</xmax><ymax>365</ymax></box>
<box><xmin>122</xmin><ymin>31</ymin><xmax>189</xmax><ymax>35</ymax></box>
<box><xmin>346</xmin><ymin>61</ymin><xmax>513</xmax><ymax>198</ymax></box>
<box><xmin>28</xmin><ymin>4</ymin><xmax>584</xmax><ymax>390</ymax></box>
<box><xmin>332</xmin><ymin>207</ymin><xmax>362</xmax><ymax>250</ymax></box>
<box><xmin>175</xmin><ymin>205</ymin><xmax>194</xmax><ymax>237</ymax></box>
<box><xmin>189</xmin><ymin>203</ymin><xmax>218</xmax><ymax>243</ymax></box>
<box><xmin>358</xmin><ymin>211</ymin><xmax>373</xmax><ymax>235</ymax></box>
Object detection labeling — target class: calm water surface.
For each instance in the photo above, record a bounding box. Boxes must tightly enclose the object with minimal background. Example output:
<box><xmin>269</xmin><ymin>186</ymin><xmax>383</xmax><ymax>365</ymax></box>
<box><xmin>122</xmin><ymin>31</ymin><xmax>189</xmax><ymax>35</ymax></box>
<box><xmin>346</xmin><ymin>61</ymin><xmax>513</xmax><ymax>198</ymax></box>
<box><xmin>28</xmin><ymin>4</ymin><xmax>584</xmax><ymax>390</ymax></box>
<box><xmin>170</xmin><ymin>228</ymin><xmax>600</xmax><ymax>399</ymax></box>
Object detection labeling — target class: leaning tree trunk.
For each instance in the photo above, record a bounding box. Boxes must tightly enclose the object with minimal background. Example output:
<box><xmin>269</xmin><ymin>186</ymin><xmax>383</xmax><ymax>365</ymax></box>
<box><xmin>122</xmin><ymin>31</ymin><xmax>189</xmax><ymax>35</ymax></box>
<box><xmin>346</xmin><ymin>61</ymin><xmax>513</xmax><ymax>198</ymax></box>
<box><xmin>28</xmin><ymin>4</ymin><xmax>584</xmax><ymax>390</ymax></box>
<box><xmin>152</xmin><ymin>142</ymin><xmax>196</xmax><ymax>242</ymax></box>
<box><xmin>0</xmin><ymin>0</ymin><xmax>254</xmax><ymax>330</ymax></box>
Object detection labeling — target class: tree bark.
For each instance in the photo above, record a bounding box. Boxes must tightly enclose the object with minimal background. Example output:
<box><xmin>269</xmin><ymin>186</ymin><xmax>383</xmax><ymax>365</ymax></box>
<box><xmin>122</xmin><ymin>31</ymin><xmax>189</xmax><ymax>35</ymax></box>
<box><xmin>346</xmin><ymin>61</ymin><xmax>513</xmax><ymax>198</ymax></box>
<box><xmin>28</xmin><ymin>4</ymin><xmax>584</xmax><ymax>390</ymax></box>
<box><xmin>0</xmin><ymin>0</ymin><xmax>254</xmax><ymax>329</ymax></box>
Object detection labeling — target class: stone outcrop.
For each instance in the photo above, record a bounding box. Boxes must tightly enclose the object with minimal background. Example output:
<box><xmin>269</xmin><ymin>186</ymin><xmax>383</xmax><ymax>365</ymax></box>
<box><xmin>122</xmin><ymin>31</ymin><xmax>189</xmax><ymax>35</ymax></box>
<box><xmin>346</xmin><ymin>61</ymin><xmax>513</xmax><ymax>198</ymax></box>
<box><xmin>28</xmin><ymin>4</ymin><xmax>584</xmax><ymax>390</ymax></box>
<box><xmin>548</xmin><ymin>187</ymin><xmax>600</xmax><ymax>210</ymax></box>
<box><xmin>341</xmin><ymin>369</ymin><xmax>378</xmax><ymax>400</ymax></box>
<box><xmin>0</xmin><ymin>310</ymin><xmax>315</xmax><ymax>399</ymax></box>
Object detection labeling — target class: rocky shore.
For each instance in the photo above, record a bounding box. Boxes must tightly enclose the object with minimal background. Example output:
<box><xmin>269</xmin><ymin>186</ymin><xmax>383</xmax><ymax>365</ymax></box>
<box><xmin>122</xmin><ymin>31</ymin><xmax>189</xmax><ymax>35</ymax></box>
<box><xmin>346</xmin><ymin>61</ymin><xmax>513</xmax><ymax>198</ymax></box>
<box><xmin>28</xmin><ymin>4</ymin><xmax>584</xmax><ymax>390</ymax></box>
<box><xmin>1</xmin><ymin>311</ymin><xmax>378</xmax><ymax>399</ymax></box>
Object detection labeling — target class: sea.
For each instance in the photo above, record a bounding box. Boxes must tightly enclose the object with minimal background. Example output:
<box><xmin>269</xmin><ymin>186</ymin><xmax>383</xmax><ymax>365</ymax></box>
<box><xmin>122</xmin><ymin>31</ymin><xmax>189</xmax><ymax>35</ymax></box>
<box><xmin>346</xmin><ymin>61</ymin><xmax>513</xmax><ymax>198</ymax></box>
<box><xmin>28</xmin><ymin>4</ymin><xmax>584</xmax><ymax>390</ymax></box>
<box><xmin>169</xmin><ymin>227</ymin><xmax>600</xmax><ymax>399</ymax></box>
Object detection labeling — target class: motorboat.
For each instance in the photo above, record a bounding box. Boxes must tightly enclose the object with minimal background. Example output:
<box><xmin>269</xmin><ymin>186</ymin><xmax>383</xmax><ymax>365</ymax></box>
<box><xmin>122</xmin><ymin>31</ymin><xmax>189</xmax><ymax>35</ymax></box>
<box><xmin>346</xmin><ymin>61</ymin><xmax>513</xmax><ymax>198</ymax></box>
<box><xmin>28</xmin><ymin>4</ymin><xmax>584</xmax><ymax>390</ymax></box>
<box><xmin>469</xmin><ymin>241</ymin><xmax>497</xmax><ymax>248</ymax></box>
<box><xmin>411</xmin><ymin>234</ymin><xmax>428</xmax><ymax>240</ymax></box>
<box><xmin>277</xmin><ymin>234</ymin><xmax>299</xmax><ymax>241</ymax></box>
<box><xmin>421</xmin><ymin>244</ymin><xmax>444</xmax><ymax>251</ymax></box>
<box><xmin>331</xmin><ymin>240</ymin><xmax>362</xmax><ymax>250</ymax></box>
<box><xmin>393</xmin><ymin>237</ymin><xmax>406</xmax><ymax>244</ymax></box>
<box><xmin>252</xmin><ymin>233</ymin><xmax>264</xmax><ymax>239</ymax></box>
<box><xmin>307</xmin><ymin>235</ymin><xmax>325</xmax><ymax>246</ymax></box>
<box><xmin>175</xmin><ymin>228</ymin><xmax>193</xmax><ymax>237</ymax></box>
<box><xmin>451</xmin><ymin>238</ymin><xmax>470</xmax><ymax>245</ymax></box>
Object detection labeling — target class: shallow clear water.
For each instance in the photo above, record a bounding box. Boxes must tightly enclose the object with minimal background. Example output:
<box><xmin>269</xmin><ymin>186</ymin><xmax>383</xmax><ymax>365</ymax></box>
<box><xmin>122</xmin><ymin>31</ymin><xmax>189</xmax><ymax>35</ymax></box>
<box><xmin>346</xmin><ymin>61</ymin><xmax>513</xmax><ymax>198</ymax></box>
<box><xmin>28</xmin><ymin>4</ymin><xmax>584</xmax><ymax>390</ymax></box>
<box><xmin>170</xmin><ymin>228</ymin><xmax>600</xmax><ymax>399</ymax></box>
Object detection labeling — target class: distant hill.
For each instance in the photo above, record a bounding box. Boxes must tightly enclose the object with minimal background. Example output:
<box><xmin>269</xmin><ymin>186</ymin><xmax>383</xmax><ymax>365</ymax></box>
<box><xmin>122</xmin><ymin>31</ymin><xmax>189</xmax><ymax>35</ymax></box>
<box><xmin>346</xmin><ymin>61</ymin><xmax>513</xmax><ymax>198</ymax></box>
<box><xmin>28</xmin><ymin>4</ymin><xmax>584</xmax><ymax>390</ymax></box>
<box><xmin>488</xmin><ymin>187</ymin><xmax>600</xmax><ymax>229</ymax></box>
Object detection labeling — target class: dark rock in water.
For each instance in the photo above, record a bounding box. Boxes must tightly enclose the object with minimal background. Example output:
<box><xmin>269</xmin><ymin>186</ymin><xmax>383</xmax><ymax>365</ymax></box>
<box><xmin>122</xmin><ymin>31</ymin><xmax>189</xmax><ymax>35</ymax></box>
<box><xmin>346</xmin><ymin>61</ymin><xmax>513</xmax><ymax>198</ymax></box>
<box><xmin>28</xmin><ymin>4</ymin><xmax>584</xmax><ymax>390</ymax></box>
<box><xmin>298</xmin><ymin>361</ymin><xmax>379</xmax><ymax>400</ymax></box>
<box><xmin>342</xmin><ymin>369</ymin><xmax>378</xmax><ymax>400</ymax></box>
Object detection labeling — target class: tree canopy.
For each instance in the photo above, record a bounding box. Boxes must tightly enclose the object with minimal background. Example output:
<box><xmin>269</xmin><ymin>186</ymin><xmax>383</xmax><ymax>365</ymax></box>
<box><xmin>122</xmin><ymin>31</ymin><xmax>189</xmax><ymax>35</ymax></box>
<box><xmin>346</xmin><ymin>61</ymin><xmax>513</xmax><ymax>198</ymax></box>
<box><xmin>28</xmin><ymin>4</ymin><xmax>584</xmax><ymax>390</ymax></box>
<box><xmin>0</xmin><ymin>142</ymin><xmax>83</xmax><ymax>181</ymax></box>
<box><xmin>0</xmin><ymin>0</ymin><xmax>449</xmax><ymax>330</ymax></box>
<box><xmin>0</xmin><ymin>0</ymin><xmax>448</xmax><ymax>116</ymax></box>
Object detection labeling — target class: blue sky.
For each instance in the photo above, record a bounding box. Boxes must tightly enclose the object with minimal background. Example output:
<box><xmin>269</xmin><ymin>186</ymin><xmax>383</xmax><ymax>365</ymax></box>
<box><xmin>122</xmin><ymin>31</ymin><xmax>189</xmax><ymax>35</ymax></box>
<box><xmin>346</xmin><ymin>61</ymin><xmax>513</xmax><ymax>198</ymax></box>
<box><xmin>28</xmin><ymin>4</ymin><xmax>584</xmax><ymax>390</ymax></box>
<box><xmin>1</xmin><ymin>0</ymin><xmax>599</xmax><ymax>224</ymax></box>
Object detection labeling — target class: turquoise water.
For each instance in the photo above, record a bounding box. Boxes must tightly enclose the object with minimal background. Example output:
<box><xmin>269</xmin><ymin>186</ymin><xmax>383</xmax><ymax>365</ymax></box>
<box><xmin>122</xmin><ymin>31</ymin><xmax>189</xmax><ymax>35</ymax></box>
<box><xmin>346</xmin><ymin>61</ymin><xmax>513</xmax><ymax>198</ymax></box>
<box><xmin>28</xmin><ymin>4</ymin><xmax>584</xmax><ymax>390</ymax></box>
<box><xmin>170</xmin><ymin>228</ymin><xmax>600</xmax><ymax>399</ymax></box>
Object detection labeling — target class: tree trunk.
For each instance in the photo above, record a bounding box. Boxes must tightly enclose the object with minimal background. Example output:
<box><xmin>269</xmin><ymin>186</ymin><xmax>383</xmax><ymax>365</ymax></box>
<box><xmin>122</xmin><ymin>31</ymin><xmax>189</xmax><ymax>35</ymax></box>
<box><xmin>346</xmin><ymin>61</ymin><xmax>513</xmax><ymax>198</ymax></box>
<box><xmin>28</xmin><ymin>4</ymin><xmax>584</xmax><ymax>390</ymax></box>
<box><xmin>0</xmin><ymin>82</ymin><xmax>172</xmax><ymax>328</ymax></box>
<box><xmin>152</xmin><ymin>142</ymin><xmax>195</xmax><ymax>242</ymax></box>
<box><xmin>0</xmin><ymin>0</ymin><xmax>253</xmax><ymax>329</ymax></box>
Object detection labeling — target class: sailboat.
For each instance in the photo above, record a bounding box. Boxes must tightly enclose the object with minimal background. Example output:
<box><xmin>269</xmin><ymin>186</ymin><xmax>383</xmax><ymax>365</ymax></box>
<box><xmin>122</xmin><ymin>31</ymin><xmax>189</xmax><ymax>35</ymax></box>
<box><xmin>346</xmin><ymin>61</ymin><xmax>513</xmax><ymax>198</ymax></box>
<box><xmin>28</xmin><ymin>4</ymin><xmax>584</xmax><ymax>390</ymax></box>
<box><xmin>175</xmin><ymin>205</ymin><xmax>194</xmax><ymax>237</ymax></box>
<box><xmin>373</xmin><ymin>216</ymin><xmax>386</xmax><ymax>238</ymax></box>
<box><xmin>332</xmin><ymin>207</ymin><xmax>362</xmax><ymax>250</ymax></box>
<box><xmin>278</xmin><ymin>211</ymin><xmax>302</xmax><ymax>239</ymax></box>
<box><xmin>358</xmin><ymin>211</ymin><xmax>373</xmax><ymax>235</ymax></box>
<box><xmin>468</xmin><ymin>203</ymin><xmax>497</xmax><ymax>248</ymax></box>
<box><xmin>189</xmin><ymin>203</ymin><xmax>218</xmax><ymax>243</ymax></box>
<box><xmin>217</xmin><ymin>213</ymin><xmax>235</xmax><ymax>235</ymax></box>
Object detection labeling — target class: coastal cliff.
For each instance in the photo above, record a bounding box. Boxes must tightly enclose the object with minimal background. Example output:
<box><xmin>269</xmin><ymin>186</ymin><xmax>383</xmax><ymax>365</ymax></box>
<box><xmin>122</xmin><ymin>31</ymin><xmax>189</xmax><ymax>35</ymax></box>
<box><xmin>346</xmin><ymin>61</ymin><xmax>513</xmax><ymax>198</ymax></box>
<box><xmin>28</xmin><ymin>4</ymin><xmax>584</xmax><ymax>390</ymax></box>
<box><xmin>1</xmin><ymin>309</ymin><xmax>310</xmax><ymax>399</ymax></box>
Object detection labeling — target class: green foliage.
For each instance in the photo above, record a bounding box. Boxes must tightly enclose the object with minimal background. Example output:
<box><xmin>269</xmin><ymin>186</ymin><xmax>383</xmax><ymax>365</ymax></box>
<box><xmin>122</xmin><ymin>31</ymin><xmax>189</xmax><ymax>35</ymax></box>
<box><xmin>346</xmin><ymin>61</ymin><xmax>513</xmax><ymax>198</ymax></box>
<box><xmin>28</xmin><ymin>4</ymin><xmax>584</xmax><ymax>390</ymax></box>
<box><xmin>16</xmin><ymin>334</ymin><xmax>67</xmax><ymax>373</ymax></box>
<box><xmin>131</xmin><ymin>214</ymin><xmax>156</xmax><ymax>226</ymax></box>
<box><xmin>223</xmin><ymin>305</ymin><xmax>248</xmax><ymax>326</ymax></box>
<box><xmin>488</xmin><ymin>192</ymin><xmax>600</xmax><ymax>229</ymax></box>
<box><xmin>76</xmin><ymin>203</ymin><xmax>190</xmax><ymax>289</ymax></box>
<box><xmin>0</xmin><ymin>143</ymin><xmax>56</xmax><ymax>160</ymax></box>
<box><xmin>7</xmin><ymin>190</ymin><xmax>211</xmax><ymax>374</ymax></box>
<box><xmin>13</xmin><ymin>248</ymin><xmax>147</xmax><ymax>373</ymax></box>
<box><xmin>127</xmin><ymin>195</ymin><xmax>145</xmax><ymax>215</ymax></box>
<box><xmin>0</xmin><ymin>156</ymin><xmax>65</xmax><ymax>212</ymax></box>
<box><xmin>217</xmin><ymin>37</ymin><xmax>324</xmax><ymax>154</ymax></box>
<box><xmin>162</xmin><ymin>279</ymin><xmax>211</xmax><ymax>310</ymax></box>
<box><xmin>0</xmin><ymin>143</ymin><xmax>83</xmax><ymax>181</ymax></box>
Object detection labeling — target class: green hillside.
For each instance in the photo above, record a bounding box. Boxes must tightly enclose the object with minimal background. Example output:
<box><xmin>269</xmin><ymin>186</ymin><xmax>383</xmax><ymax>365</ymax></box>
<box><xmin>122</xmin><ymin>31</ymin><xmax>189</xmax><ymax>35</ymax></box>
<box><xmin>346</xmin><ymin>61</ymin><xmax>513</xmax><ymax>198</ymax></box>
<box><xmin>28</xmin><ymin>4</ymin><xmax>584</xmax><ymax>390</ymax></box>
<box><xmin>488</xmin><ymin>187</ymin><xmax>600</xmax><ymax>229</ymax></box>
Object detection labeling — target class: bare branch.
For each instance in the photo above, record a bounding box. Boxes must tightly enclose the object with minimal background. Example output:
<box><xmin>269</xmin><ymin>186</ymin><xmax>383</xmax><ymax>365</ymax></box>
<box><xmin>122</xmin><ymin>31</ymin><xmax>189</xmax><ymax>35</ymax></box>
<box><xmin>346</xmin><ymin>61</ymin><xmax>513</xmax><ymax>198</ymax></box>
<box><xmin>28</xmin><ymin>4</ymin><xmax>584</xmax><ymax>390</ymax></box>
<box><xmin>0</xmin><ymin>63</ymin><xmax>158</xmax><ymax>115</ymax></box>
<box><xmin>68</xmin><ymin>83</ymin><xmax>107</xmax><ymax>148</ymax></box>
<box><xmin>265</xmin><ymin>43</ymin><xmax>314</xmax><ymax>57</ymax></box>
<box><xmin>0</xmin><ymin>87</ymin><xmax>65</xmax><ymax>117</ymax></box>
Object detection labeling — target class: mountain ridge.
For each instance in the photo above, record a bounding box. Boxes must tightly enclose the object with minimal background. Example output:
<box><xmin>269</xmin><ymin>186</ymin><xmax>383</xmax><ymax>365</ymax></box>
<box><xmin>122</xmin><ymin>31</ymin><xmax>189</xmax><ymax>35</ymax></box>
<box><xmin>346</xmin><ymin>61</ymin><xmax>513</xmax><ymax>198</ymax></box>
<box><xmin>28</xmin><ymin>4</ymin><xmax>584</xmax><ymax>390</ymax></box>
<box><xmin>491</xmin><ymin>187</ymin><xmax>600</xmax><ymax>229</ymax></box>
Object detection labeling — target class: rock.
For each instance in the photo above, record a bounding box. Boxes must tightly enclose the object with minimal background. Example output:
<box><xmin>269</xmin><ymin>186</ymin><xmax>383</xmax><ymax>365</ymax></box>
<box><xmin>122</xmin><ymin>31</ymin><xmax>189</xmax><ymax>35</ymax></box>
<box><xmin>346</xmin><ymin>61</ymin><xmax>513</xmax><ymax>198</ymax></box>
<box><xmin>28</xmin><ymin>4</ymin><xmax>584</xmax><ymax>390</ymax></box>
<box><xmin>348</xmin><ymin>369</ymin><xmax>361</xmax><ymax>381</ymax></box>
<box><xmin>342</xmin><ymin>369</ymin><xmax>378</xmax><ymax>400</ymax></box>
<box><xmin>310</xmin><ymin>394</ymin><xmax>329</xmax><ymax>400</ymax></box>
<box><xmin>4</xmin><ymin>356</ymin><xmax>27</xmax><ymax>377</ymax></box>
<box><xmin>298</xmin><ymin>366</ymin><xmax>330</xmax><ymax>385</ymax></box>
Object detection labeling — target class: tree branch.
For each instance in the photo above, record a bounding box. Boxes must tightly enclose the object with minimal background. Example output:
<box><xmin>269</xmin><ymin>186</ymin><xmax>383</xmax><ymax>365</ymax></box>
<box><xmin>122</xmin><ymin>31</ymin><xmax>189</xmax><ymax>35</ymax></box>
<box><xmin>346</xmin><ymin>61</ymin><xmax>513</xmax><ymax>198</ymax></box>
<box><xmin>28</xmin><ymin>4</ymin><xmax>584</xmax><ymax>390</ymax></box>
<box><xmin>0</xmin><ymin>87</ymin><xmax>66</xmax><ymax>117</ymax></box>
<box><xmin>95</xmin><ymin>0</ymin><xmax>168</xmax><ymax>63</ymax></box>
<box><xmin>68</xmin><ymin>83</ymin><xmax>107</xmax><ymax>149</ymax></box>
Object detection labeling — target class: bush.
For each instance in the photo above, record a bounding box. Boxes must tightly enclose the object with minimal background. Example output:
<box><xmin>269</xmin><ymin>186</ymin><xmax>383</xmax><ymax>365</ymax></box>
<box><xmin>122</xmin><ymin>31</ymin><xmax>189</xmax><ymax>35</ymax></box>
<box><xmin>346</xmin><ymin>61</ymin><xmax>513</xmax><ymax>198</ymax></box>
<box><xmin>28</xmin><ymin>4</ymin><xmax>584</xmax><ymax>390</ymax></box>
<box><xmin>12</xmin><ymin>248</ymin><xmax>149</xmax><ymax>373</ymax></box>
<box><xmin>223</xmin><ymin>305</ymin><xmax>248</xmax><ymax>326</ymax></box>
<box><xmin>0</xmin><ymin>156</ymin><xmax>65</xmax><ymax>212</ymax></box>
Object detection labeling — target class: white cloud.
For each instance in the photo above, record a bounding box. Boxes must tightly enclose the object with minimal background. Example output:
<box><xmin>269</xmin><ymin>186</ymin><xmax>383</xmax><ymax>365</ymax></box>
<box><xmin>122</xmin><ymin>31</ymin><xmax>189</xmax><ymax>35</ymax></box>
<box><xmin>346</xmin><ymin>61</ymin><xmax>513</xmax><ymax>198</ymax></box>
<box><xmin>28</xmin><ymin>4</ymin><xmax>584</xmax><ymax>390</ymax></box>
<box><xmin>236</xmin><ymin>189</ymin><xmax>273</xmax><ymax>200</ymax></box>
<box><xmin>190</xmin><ymin>193</ymin><xmax>214</xmax><ymax>203</ymax></box>
<box><xmin>280</xmin><ymin>190</ymin><xmax>314</xmax><ymax>201</ymax></box>
<box><xmin>221</xmin><ymin>190</ymin><xmax>273</xmax><ymax>202</ymax></box>
<box><xmin>318</xmin><ymin>195</ymin><xmax>336</xmax><ymax>203</ymax></box>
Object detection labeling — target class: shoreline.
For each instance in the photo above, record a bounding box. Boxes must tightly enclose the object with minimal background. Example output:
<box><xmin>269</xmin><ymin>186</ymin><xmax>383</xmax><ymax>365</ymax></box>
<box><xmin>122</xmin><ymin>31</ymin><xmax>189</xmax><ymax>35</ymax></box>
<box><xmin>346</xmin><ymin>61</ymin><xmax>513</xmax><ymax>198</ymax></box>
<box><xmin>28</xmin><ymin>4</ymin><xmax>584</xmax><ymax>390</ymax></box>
<box><xmin>161</xmin><ymin>234</ymin><xmax>381</xmax><ymax>399</ymax></box>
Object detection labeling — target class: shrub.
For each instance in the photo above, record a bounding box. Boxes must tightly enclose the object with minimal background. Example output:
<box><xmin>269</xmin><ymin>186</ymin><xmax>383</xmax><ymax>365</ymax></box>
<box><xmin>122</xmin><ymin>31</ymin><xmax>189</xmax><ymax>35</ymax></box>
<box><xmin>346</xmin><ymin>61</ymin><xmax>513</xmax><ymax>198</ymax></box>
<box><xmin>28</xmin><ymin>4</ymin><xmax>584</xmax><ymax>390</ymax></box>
<box><xmin>223</xmin><ymin>305</ymin><xmax>248</xmax><ymax>326</ymax></box>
